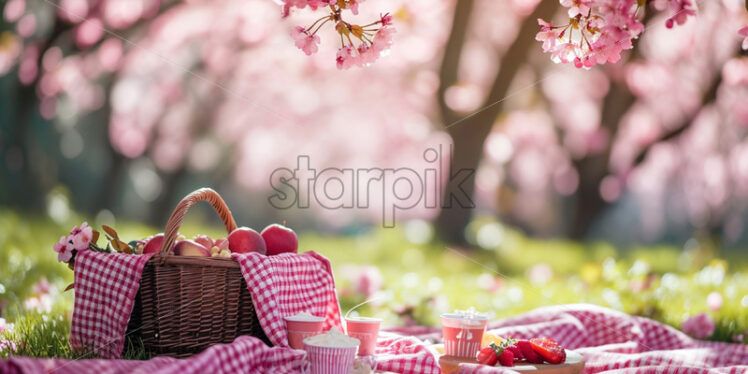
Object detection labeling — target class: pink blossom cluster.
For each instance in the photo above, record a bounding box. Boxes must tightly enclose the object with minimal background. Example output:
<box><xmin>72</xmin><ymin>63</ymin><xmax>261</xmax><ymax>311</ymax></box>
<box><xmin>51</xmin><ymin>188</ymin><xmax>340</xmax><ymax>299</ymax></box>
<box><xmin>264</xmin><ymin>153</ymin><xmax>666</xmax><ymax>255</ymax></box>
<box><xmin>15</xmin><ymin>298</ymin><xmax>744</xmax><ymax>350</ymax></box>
<box><xmin>336</xmin><ymin>21</ymin><xmax>395</xmax><ymax>70</ymax></box>
<box><xmin>284</xmin><ymin>0</ymin><xmax>395</xmax><ymax>69</ymax></box>
<box><xmin>53</xmin><ymin>221</ymin><xmax>93</xmax><ymax>263</ymax></box>
<box><xmin>681</xmin><ymin>312</ymin><xmax>715</xmax><ymax>339</ymax></box>
<box><xmin>536</xmin><ymin>0</ymin><xmax>696</xmax><ymax>69</ymax></box>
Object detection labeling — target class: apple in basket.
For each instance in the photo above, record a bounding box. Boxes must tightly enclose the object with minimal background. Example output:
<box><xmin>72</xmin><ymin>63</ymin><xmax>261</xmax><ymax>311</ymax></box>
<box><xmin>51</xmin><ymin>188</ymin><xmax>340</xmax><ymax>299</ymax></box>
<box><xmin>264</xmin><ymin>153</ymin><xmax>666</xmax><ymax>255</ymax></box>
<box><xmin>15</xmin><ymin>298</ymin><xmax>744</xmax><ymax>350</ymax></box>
<box><xmin>261</xmin><ymin>224</ymin><xmax>298</xmax><ymax>256</ymax></box>
<box><xmin>173</xmin><ymin>239</ymin><xmax>211</xmax><ymax>257</ymax></box>
<box><xmin>142</xmin><ymin>233</ymin><xmax>165</xmax><ymax>254</ymax></box>
<box><xmin>193</xmin><ymin>235</ymin><xmax>214</xmax><ymax>249</ymax></box>
<box><xmin>228</xmin><ymin>227</ymin><xmax>267</xmax><ymax>254</ymax></box>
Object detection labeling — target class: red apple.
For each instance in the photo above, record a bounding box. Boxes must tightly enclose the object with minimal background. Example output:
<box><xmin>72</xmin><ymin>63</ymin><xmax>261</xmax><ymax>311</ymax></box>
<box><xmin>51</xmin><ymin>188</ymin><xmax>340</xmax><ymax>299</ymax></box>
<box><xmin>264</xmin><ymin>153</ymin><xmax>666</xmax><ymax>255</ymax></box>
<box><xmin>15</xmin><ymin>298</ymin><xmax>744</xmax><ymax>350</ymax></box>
<box><xmin>173</xmin><ymin>240</ymin><xmax>211</xmax><ymax>257</ymax></box>
<box><xmin>261</xmin><ymin>224</ymin><xmax>298</xmax><ymax>256</ymax></box>
<box><xmin>227</xmin><ymin>227</ymin><xmax>266</xmax><ymax>254</ymax></box>
<box><xmin>142</xmin><ymin>234</ymin><xmax>165</xmax><ymax>254</ymax></box>
<box><xmin>193</xmin><ymin>235</ymin><xmax>214</xmax><ymax>249</ymax></box>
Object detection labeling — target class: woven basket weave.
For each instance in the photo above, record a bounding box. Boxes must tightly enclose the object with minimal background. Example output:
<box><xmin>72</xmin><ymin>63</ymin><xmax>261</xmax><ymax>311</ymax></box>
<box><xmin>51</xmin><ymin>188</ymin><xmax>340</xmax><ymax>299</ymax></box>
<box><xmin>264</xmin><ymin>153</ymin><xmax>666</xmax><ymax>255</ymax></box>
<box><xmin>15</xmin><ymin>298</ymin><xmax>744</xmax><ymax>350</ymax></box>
<box><xmin>126</xmin><ymin>188</ymin><xmax>270</xmax><ymax>357</ymax></box>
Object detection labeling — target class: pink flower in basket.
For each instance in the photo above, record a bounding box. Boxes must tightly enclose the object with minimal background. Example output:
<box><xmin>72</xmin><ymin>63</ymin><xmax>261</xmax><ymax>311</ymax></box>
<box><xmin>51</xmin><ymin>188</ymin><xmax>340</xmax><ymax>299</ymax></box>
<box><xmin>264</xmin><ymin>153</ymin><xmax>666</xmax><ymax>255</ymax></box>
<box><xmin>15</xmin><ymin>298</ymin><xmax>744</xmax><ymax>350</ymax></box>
<box><xmin>682</xmin><ymin>313</ymin><xmax>715</xmax><ymax>339</ymax></box>
<box><xmin>53</xmin><ymin>221</ymin><xmax>94</xmax><ymax>263</ymax></box>
<box><xmin>54</xmin><ymin>235</ymin><xmax>74</xmax><ymax>262</ymax></box>
<box><xmin>70</xmin><ymin>222</ymin><xmax>93</xmax><ymax>251</ymax></box>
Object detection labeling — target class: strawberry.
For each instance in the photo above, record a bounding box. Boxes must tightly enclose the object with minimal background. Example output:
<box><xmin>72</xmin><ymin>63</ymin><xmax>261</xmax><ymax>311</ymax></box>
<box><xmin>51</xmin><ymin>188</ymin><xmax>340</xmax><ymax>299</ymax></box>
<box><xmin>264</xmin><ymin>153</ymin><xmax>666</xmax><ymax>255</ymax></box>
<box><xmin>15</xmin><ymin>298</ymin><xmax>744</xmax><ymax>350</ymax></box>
<box><xmin>476</xmin><ymin>345</ymin><xmax>498</xmax><ymax>366</ymax></box>
<box><xmin>497</xmin><ymin>349</ymin><xmax>514</xmax><ymax>367</ymax></box>
<box><xmin>529</xmin><ymin>337</ymin><xmax>566</xmax><ymax>364</ymax></box>
<box><xmin>517</xmin><ymin>340</ymin><xmax>544</xmax><ymax>364</ymax></box>
<box><xmin>476</xmin><ymin>338</ymin><xmax>523</xmax><ymax>367</ymax></box>
<box><xmin>505</xmin><ymin>344</ymin><xmax>523</xmax><ymax>361</ymax></box>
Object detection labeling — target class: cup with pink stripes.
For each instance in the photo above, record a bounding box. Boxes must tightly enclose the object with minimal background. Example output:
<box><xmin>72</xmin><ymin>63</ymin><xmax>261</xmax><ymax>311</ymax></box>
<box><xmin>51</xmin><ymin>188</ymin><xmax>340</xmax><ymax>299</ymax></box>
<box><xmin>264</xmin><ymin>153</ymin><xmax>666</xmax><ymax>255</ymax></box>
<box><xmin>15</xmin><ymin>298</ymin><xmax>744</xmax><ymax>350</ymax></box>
<box><xmin>304</xmin><ymin>328</ymin><xmax>360</xmax><ymax>374</ymax></box>
<box><xmin>440</xmin><ymin>309</ymin><xmax>489</xmax><ymax>358</ymax></box>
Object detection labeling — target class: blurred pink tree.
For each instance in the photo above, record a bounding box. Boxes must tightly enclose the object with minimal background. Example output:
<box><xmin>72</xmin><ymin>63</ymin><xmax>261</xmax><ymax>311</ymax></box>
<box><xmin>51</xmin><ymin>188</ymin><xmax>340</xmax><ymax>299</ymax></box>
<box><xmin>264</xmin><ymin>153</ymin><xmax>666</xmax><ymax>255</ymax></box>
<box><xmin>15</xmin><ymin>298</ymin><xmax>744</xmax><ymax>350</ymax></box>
<box><xmin>0</xmin><ymin>0</ymin><xmax>746</xmax><ymax>244</ymax></box>
<box><xmin>433</xmin><ymin>0</ymin><xmax>747</xmax><ymax>243</ymax></box>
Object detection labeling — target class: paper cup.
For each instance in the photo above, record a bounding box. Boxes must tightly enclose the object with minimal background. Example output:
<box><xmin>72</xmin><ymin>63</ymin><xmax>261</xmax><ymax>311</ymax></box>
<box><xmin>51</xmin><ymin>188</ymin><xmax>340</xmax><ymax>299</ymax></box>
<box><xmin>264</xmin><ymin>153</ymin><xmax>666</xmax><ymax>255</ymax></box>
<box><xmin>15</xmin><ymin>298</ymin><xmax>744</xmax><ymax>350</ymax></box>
<box><xmin>285</xmin><ymin>315</ymin><xmax>325</xmax><ymax>349</ymax></box>
<box><xmin>440</xmin><ymin>313</ymin><xmax>489</xmax><ymax>358</ymax></box>
<box><xmin>304</xmin><ymin>341</ymin><xmax>358</xmax><ymax>374</ymax></box>
<box><xmin>345</xmin><ymin>317</ymin><xmax>381</xmax><ymax>356</ymax></box>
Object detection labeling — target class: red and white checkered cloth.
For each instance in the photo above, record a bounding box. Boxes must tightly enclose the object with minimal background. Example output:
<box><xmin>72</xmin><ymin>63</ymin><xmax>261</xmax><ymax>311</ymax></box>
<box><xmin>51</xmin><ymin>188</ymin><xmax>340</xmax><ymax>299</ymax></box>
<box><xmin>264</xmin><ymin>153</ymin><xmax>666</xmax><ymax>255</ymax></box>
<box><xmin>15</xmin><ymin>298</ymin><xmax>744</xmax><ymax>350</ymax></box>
<box><xmin>69</xmin><ymin>250</ymin><xmax>154</xmax><ymax>359</ymax></box>
<box><xmin>446</xmin><ymin>304</ymin><xmax>748</xmax><ymax>374</ymax></box>
<box><xmin>233</xmin><ymin>251</ymin><xmax>343</xmax><ymax>347</ymax></box>
<box><xmin>1</xmin><ymin>331</ymin><xmax>439</xmax><ymax>374</ymax></box>
<box><xmin>5</xmin><ymin>303</ymin><xmax>748</xmax><ymax>373</ymax></box>
<box><xmin>1</xmin><ymin>335</ymin><xmax>307</xmax><ymax>374</ymax></box>
<box><xmin>371</xmin><ymin>332</ymin><xmax>441</xmax><ymax>373</ymax></box>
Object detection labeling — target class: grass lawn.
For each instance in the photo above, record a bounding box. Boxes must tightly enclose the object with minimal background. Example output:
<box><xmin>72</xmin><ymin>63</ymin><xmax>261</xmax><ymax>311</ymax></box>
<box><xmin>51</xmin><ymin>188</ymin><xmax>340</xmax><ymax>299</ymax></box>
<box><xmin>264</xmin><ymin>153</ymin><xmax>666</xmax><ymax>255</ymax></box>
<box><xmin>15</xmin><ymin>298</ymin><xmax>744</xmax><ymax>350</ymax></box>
<box><xmin>1</xmin><ymin>210</ymin><xmax>746</xmax><ymax>359</ymax></box>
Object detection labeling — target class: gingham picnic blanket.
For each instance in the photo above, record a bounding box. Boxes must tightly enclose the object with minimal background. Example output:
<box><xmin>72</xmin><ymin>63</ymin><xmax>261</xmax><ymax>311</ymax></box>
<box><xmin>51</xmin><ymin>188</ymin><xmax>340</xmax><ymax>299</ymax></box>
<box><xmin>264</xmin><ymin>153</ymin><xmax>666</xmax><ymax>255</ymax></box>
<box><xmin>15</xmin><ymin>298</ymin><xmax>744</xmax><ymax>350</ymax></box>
<box><xmin>3</xmin><ymin>266</ymin><xmax>747</xmax><ymax>374</ymax></box>
<box><xmin>384</xmin><ymin>304</ymin><xmax>748</xmax><ymax>374</ymax></box>
<box><xmin>0</xmin><ymin>332</ymin><xmax>438</xmax><ymax>374</ymax></box>
<box><xmin>67</xmin><ymin>249</ymin><xmax>344</xmax><ymax>358</ymax></box>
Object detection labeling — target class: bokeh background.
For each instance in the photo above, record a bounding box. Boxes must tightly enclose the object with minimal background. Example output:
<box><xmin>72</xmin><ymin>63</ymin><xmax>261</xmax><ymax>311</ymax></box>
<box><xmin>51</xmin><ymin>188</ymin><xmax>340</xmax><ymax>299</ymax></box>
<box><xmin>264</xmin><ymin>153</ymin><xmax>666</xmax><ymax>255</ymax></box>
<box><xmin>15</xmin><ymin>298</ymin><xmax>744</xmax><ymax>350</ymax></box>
<box><xmin>1</xmin><ymin>0</ymin><xmax>747</xmax><ymax>357</ymax></box>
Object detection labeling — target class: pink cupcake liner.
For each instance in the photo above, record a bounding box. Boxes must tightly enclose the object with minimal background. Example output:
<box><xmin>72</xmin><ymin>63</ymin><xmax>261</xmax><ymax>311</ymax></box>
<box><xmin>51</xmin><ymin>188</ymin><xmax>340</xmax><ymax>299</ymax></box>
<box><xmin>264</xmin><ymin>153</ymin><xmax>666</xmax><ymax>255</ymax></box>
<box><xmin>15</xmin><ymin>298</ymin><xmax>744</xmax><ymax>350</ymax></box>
<box><xmin>305</xmin><ymin>343</ymin><xmax>358</xmax><ymax>374</ymax></box>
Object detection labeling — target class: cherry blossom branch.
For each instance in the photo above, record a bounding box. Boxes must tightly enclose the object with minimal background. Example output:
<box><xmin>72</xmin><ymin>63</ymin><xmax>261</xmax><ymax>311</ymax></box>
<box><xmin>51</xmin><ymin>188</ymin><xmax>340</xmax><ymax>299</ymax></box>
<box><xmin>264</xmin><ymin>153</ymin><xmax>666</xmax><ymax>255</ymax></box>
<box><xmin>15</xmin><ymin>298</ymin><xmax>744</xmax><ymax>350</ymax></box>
<box><xmin>536</xmin><ymin>0</ymin><xmax>697</xmax><ymax>69</ymax></box>
<box><xmin>283</xmin><ymin>0</ymin><xmax>395</xmax><ymax>69</ymax></box>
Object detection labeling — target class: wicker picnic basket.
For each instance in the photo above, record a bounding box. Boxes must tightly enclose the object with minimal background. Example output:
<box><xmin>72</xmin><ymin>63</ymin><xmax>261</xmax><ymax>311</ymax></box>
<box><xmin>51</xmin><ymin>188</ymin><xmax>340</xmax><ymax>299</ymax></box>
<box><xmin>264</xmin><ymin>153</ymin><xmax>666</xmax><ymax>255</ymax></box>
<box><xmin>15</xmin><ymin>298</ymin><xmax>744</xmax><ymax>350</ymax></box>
<box><xmin>126</xmin><ymin>188</ymin><xmax>270</xmax><ymax>357</ymax></box>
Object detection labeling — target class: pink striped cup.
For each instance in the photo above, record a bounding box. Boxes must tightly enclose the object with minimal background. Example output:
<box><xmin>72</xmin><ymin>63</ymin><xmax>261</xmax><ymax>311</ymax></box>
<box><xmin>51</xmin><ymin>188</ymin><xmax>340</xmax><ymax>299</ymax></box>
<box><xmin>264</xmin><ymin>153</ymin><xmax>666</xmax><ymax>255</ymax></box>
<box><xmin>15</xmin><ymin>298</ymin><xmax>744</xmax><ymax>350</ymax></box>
<box><xmin>440</xmin><ymin>312</ymin><xmax>488</xmax><ymax>358</ymax></box>
<box><xmin>285</xmin><ymin>314</ymin><xmax>325</xmax><ymax>350</ymax></box>
<box><xmin>304</xmin><ymin>341</ymin><xmax>359</xmax><ymax>374</ymax></box>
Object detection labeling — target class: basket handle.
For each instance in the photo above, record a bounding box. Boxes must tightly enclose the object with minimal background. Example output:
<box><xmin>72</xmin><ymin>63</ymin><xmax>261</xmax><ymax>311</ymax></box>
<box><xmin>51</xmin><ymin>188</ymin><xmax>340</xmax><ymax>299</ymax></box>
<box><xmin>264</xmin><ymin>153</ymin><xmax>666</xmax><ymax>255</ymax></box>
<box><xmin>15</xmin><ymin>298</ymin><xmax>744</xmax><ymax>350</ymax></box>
<box><xmin>160</xmin><ymin>188</ymin><xmax>238</xmax><ymax>255</ymax></box>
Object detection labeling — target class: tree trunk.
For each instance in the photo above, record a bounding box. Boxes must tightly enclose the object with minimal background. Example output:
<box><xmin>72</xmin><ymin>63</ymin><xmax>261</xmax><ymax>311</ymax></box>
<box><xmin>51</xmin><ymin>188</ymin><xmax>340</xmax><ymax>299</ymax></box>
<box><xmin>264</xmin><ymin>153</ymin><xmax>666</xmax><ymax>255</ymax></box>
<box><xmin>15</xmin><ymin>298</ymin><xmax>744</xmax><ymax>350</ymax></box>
<box><xmin>434</xmin><ymin>0</ymin><xmax>559</xmax><ymax>244</ymax></box>
<box><xmin>570</xmin><ymin>80</ymin><xmax>635</xmax><ymax>238</ymax></box>
<box><xmin>571</xmin><ymin>43</ymin><xmax>733</xmax><ymax>239</ymax></box>
<box><xmin>3</xmin><ymin>82</ymin><xmax>42</xmax><ymax>210</ymax></box>
<box><xmin>1</xmin><ymin>18</ymin><xmax>73</xmax><ymax>209</ymax></box>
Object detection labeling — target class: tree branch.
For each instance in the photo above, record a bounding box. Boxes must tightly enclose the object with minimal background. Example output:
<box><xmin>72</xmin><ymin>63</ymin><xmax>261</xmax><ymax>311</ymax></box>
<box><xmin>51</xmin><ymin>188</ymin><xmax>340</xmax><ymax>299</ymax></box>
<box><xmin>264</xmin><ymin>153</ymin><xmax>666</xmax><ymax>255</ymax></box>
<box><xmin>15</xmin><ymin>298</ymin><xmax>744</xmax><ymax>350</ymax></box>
<box><xmin>448</xmin><ymin>0</ymin><xmax>559</xmax><ymax>137</ymax></box>
<box><xmin>631</xmin><ymin>64</ymin><xmax>724</xmax><ymax>167</ymax></box>
<box><xmin>437</xmin><ymin>0</ymin><xmax>475</xmax><ymax>126</ymax></box>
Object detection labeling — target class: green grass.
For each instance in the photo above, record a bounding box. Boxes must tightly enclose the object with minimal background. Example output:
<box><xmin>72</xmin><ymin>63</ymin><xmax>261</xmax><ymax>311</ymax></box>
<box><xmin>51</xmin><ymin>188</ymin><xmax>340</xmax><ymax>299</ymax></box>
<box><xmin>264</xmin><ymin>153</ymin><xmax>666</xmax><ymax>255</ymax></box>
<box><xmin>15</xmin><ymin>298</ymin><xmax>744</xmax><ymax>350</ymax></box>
<box><xmin>1</xmin><ymin>310</ymin><xmax>70</xmax><ymax>359</ymax></box>
<box><xmin>0</xmin><ymin>210</ymin><xmax>746</xmax><ymax>360</ymax></box>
